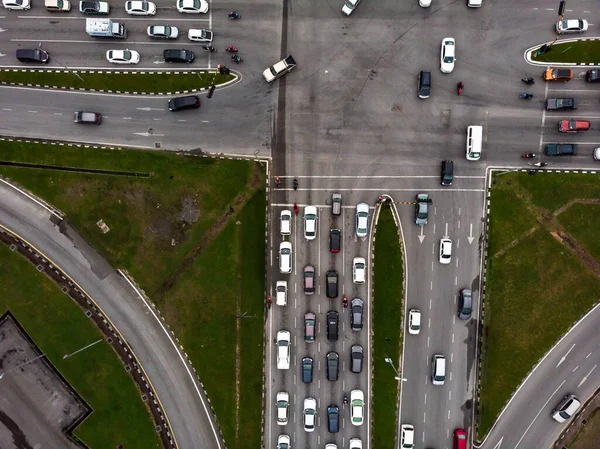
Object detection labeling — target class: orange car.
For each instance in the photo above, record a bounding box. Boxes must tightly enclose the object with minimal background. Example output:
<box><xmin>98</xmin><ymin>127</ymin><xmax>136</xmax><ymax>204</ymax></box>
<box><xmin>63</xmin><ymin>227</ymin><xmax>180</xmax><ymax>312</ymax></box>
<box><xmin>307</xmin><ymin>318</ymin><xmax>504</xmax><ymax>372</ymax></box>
<box><xmin>559</xmin><ymin>120</ymin><xmax>590</xmax><ymax>132</ymax></box>
<box><xmin>544</xmin><ymin>68</ymin><xmax>573</xmax><ymax>81</ymax></box>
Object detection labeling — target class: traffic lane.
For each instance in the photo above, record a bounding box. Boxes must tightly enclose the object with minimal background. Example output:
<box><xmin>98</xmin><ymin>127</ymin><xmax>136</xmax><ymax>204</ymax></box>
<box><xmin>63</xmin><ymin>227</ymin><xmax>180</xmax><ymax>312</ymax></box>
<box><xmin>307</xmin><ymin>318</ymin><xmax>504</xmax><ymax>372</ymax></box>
<box><xmin>480</xmin><ymin>303</ymin><xmax>600</xmax><ymax>449</ymax></box>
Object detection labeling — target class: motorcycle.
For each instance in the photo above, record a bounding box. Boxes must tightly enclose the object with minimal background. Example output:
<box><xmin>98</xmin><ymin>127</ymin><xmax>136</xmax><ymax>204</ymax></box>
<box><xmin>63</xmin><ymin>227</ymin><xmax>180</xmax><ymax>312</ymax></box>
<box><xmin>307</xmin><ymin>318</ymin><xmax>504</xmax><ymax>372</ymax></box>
<box><xmin>201</xmin><ymin>45</ymin><xmax>216</xmax><ymax>52</ymax></box>
<box><xmin>225</xmin><ymin>45</ymin><xmax>238</xmax><ymax>53</ymax></box>
<box><xmin>231</xmin><ymin>54</ymin><xmax>243</xmax><ymax>63</ymax></box>
<box><xmin>293</xmin><ymin>203</ymin><xmax>299</xmax><ymax>215</ymax></box>
<box><xmin>342</xmin><ymin>296</ymin><xmax>348</xmax><ymax>308</ymax></box>
<box><xmin>228</xmin><ymin>11</ymin><xmax>241</xmax><ymax>19</ymax></box>
<box><xmin>457</xmin><ymin>81</ymin><xmax>464</xmax><ymax>96</ymax></box>
<box><xmin>520</xmin><ymin>93</ymin><xmax>534</xmax><ymax>100</ymax></box>
<box><xmin>521</xmin><ymin>77</ymin><xmax>535</xmax><ymax>85</ymax></box>
<box><xmin>293</xmin><ymin>178</ymin><xmax>298</xmax><ymax>190</ymax></box>
<box><xmin>343</xmin><ymin>394</ymin><xmax>348</xmax><ymax>406</ymax></box>
<box><xmin>521</xmin><ymin>153</ymin><xmax>536</xmax><ymax>158</ymax></box>
<box><xmin>533</xmin><ymin>162</ymin><xmax>548</xmax><ymax>167</ymax></box>
<box><xmin>266</xmin><ymin>296</ymin><xmax>272</xmax><ymax>309</ymax></box>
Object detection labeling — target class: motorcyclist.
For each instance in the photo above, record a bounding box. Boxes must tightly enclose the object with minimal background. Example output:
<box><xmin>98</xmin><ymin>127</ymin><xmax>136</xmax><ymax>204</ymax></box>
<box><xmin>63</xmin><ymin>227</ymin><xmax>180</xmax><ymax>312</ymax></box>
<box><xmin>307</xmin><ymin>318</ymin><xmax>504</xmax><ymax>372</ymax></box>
<box><xmin>293</xmin><ymin>178</ymin><xmax>298</xmax><ymax>190</ymax></box>
<box><xmin>229</xmin><ymin>11</ymin><xmax>240</xmax><ymax>18</ymax></box>
<box><xmin>293</xmin><ymin>203</ymin><xmax>299</xmax><ymax>215</ymax></box>
<box><xmin>274</xmin><ymin>176</ymin><xmax>281</xmax><ymax>188</ymax></box>
<box><xmin>232</xmin><ymin>54</ymin><xmax>242</xmax><ymax>63</ymax></box>
<box><xmin>534</xmin><ymin>162</ymin><xmax>548</xmax><ymax>167</ymax></box>
<box><xmin>226</xmin><ymin>45</ymin><xmax>238</xmax><ymax>52</ymax></box>
<box><xmin>522</xmin><ymin>153</ymin><xmax>536</xmax><ymax>158</ymax></box>
<box><xmin>342</xmin><ymin>296</ymin><xmax>348</xmax><ymax>308</ymax></box>
<box><xmin>266</xmin><ymin>296</ymin><xmax>272</xmax><ymax>308</ymax></box>
<box><xmin>457</xmin><ymin>81</ymin><xmax>464</xmax><ymax>95</ymax></box>
<box><xmin>343</xmin><ymin>393</ymin><xmax>348</xmax><ymax>405</ymax></box>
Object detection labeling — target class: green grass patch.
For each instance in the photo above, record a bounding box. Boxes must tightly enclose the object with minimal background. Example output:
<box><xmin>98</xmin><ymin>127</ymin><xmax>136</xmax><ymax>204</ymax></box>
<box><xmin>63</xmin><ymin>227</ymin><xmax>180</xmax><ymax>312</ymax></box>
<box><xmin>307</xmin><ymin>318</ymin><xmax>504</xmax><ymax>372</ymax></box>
<box><xmin>0</xmin><ymin>244</ymin><xmax>160</xmax><ymax>449</ymax></box>
<box><xmin>0</xmin><ymin>70</ymin><xmax>234</xmax><ymax>93</ymax></box>
<box><xmin>372</xmin><ymin>206</ymin><xmax>404</xmax><ymax>449</ymax></box>
<box><xmin>479</xmin><ymin>229</ymin><xmax>600</xmax><ymax>437</ymax></box>
<box><xmin>558</xmin><ymin>203</ymin><xmax>600</xmax><ymax>259</ymax></box>
<box><xmin>530</xmin><ymin>40</ymin><xmax>600</xmax><ymax>64</ymax></box>
<box><xmin>487</xmin><ymin>181</ymin><xmax>538</xmax><ymax>256</ymax></box>
<box><xmin>568</xmin><ymin>407</ymin><xmax>600</xmax><ymax>449</ymax></box>
<box><xmin>0</xmin><ymin>142</ymin><xmax>266</xmax><ymax>449</ymax></box>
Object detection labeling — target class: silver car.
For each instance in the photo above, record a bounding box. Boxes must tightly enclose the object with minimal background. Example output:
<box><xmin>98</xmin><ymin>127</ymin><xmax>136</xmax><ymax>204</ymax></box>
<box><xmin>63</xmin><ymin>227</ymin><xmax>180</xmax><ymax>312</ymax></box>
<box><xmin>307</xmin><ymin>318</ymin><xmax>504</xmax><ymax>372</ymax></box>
<box><xmin>147</xmin><ymin>25</ymin><xmax>179</xmax><ymax>39</ymax></box>
<box><xmin>355</xmin><ymin>203</ymin><xmax>370</xmax><ymax>238</ymax></box>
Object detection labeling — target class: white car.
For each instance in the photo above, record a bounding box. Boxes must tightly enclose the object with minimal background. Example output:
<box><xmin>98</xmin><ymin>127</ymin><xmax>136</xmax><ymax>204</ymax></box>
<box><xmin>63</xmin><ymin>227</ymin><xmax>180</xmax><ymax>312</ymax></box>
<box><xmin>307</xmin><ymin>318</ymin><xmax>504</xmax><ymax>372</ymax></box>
<box><xmin>125</xmin><ymin>0</ymin><xmax>156</xmax><ymax>15</ymax></box>
<box><xmin>276</xmin><ymin>391</ymin><xmax>289</xmax><ymax>425</ymax></box>
<box><xmin>440</xmin><ymin>38</ymin><xmax>456</xmax><ymax>73</ymax></box>
<box><xmin>280</xmin><ymin>210</ymin><xmax>292</xmax><ymax>236</ymax></box>
<box><xmin>355</xmin><ymin>202</ymin><xmax>370</xmax><ymax>238</ymax></box>
<box><xmin>353</xmin><ymin>257</ymin><xmax>366</xmax><ymax>284</ymax></box>
<box><xmin>325</xmin><ymin>445</ymin><xmax>338</xmax><ymax>449</ymax></box>
<box><xmin>177</xmin><ymin>0</ymin><xmax>208</xmax><ymax>13</ymax></box>
<box><xmin>2</xmin><ymin>0</ymin><xmax>30</xmax><ymax>10</ymax></box>
<box><xmin>350</xmin><ymin>389</ymin><xmax>364</xmax><ymax>426</ymax></box>
<box><xmin>303</xmin><ymin>397</ymin><xmax>317</xmax><ymax>432</ymax></box>
<box><xmin>277</xmin><ymin>434</ymin><xmax>291</xmax><ymax>449</ymax></box>
<box><xmin>275</xmin><ymin>280</ymin><xmax>287</xmax><ymax>306</ymax></box>
<box><xmin>187</xmin><ymin>28</ymin><xmax>213</xmax><ymax>42</ymax></box>
<box><xmin>439</xmin><ymin>238</ymin><xmax>452</xmax><ymax>264</ymax></box>
<box><xmin>349</xmin><ymin>439</ymin><xmax>363</xmax><ymax>449</ymax></box>
<box><xmin>408</xmin><ymin>309</ymin><xmax>421</xmax><ymax>335</ymax></box>
<box><xmin>594</xmin><ymin>147</ymin><xmax>600</xmax><ymax>160</ymax></box>
<box><xmin>279</xmin><ymin>241</ymin><xmax>292</xmax><ymax>274</ymax></box>
<box><xmin>106</xmin><ymin>49</ymin><xmax>140</xmax><ymax>65</ymax></box>
<box><xmin>303</xmin><ymin>206</ymin><xmax>318</xmax><ymax>240</ymax></box>
<box><xmin>419</xmin><ymin>0</ymin><xmax>431</xmax><ymax>6</ymax></box>
<box><xmin>556</xmin><ymin>18</ymin><xmax>588</xmax><ymax>34</ymax></box>
<box><xmin>276</xmin><ymin>330</ymin><xmax>290</xmax><ymax>370</ymax></box>
<box><xmin>147</xmin><ymin>25</ymin><xmax>179</xmax><ymax>39</ymax></box>
<box><xmin>341</xmin><ymin>0</ymin><xmax>360</xmax><ymax>15</ymax></box>
<box><xmin>401</xmin><ymin>424</ymin><xmax>415</xmax><ymax>449</ymax></box>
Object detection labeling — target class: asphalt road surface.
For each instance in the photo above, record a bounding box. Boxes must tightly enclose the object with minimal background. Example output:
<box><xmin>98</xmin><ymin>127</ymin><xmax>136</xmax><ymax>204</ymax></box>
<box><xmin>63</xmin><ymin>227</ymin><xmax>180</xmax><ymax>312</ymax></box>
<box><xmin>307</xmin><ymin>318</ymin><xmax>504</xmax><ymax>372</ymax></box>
<box><xmin>0</xmin><ymin>179</ymin><xmax>223</xmax><ymax>449</ymax></box>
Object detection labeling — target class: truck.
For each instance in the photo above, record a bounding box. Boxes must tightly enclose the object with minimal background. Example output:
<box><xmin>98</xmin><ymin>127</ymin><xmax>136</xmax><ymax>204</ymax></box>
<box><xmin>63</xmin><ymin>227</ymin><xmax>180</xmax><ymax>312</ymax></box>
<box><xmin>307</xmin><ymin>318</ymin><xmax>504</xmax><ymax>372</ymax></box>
<box><xmin>86</xmin><ymin>18</ymin><xmax>127</xmax><ymax>39</ymax></box>
<box><xmin>544</xmin><ymin>143</ymin><xmax>577</xmax><ymax>156</ymax></box>
<box><xmin>545</xmin><ymin>98</ymin><xmax>576</xmax><ymax>111</ymax></box>
<box><xmin>263</xmin><ymin>55</ymin><xmax>296</xmax><ymax>83</ymax></box>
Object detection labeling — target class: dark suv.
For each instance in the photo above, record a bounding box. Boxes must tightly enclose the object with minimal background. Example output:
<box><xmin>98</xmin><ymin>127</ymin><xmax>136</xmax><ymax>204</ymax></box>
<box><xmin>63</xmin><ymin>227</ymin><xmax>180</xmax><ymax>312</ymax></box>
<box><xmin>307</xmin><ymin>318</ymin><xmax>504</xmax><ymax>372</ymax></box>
<box><xmin>163</xmin><ymin>49</ymin><xmax>195</xmax><ymax>63</ymax></box>
<box><xmin>326</xmin><ymin>311</ymin><xmax>339</xmax><ymax>341</ymax></box>
<box><xmin>74</xmin><ymin>111</ymin><xmax>102</xmax><ymax>124</ymax></box>
<box><xmin>302</xmin><ymin>357</ymin><xmax>313</xmax><ymax>383</ymax></box>
<box><xmin>326</xmin><ymin>351</ymin><xmax>339</xmax><ymax>381</ymax></box>
<box><xmin>168</xmin><ymin>95</ymin><xmax>200</xmax><ymax>111</ymax></box>
<box><xmin>441</xmin><ymin>160</ymin><xmax>453</xmax><ymax>186</ymax></box>
<box><xmin>327</xmin><ymin>405</ymin><xmax>339</xmax><ymax>433</ymax></box>
<box><xmin>16</xmin><ymin>49</ymin><xmax>50</xmax><ymax>64</ymax></box>
<box><xmin>329</xmin><ymin>229</ymin><xmax>341</xmax><ymax>253</ymax></box>
<box><xmin>325</xmin><ymin>270</ymin><xmax>338</xmax><ymax>298</ymax></box>
<box><xmin>418</xmin><ymin>70</ymin><xmax>431</xmax><ymax>99</ymax></box>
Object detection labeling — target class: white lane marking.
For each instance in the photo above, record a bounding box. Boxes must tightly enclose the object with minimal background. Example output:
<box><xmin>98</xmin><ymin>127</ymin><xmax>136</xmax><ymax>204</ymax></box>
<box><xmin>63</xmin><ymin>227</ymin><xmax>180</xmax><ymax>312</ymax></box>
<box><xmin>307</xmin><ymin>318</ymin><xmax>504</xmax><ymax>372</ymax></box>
<box><xmin>201</xmin><ymin>120</ymin><xmax>210</xmax><ymax>123</ymax></box>
<box><xmin>27</xmin><ymin>110</ymin><xmax>37</xmax><ymax>113</ymax></box>
<box><xmin>53</xmin><ymin>112</ymin><xmax>62</xmax><ymax>115</ymax></box>
<box><xmin>2</xmin><ymin>108</ymin><xmax>11</xmax><ymax>111</ymax></box>
<box><xmin>514</xmin><ymin>380</ymin><xmax>565</xmax><ymax>449</ymax></box>
<box><xmin>452</xmin><ymin>333</ymin><xmax>455</xmax><ymax>344</ymax></box>
<box><xmin>455</xmin><ymin>276</ymin><xmax>458</xmax><ymax>286</ymax></box>
<box><xmin>423</xmin><ymin>413</ymin><xmax>426</xmax><ymax>424</ymax></box>
<box><xmin>572</xmin><ymin>365</ymin><xmax>579</xmax><ymax>373</ymax></box>
<box><xmin>492</xmin><ymin>436</ymin><xmax>504</xmax><ymax>449</ymax></box>
<box><xmin>449</xmin><ymin>390</ymin><xmax>452</xmax><ymax>401</ymax></box>
<box><xmin>153</xmin><ymin>118</ymin><xmax>162</xmax><ymax>121</ymax></box>
<box><xmin>586</xmin><ymin>352</ymin><xmax>592</xmax><ymax>359</ymax></box>
<box><xmin>458</xmin><ymin>219</ymin><xmax>461</xmax><ymax>229</ymax></box>
<box><xmin>177</xmin><ymin>119</ymin><xmax>187</xmax><ymax>122</ymax></box>
<box><xmin>424</xmin><ymin>393</ymin><xmax>427</xmax><ymax>405</ymax></box>
<box><xmin>427</xmin><ymin>336</ymin><xmax>430</xmax><ymax>348</ymax></box>
<box><xmin>556</xmin><ymin>343</ymin><xmax>576</xmax><ymax>368</ymax></box>
<box><xmin>123</xmin><ymin>117</ymin><xmax>132</xmax><ymax>120</ymax></box>
<box><xmin>430</xmin><ymin>280</ymin><xmax>433</xmax><ymax>290</ymax></box>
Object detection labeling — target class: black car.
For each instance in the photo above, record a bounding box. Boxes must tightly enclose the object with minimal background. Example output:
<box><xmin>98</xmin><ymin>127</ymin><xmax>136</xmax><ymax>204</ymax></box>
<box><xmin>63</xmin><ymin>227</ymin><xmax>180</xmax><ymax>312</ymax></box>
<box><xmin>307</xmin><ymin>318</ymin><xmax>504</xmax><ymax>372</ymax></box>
<box><xmin>586</xmin><ymin>69</ymin><xmax>600</xmax><ymax>82</ymax></box>
<box><xmin>458</xmin><ymin>289</ymin><xmax>472</xmax><ymax>320</ymax></box>
<box><xmin>329</xmin><ymin>228</ymin><xmax>341</xmax><ymax>253</ymax></box>
<box><xmin>325</xmin><ymin>270</ymin><xmax>339</xmax><ymax>298</ymax></box>
<box><xmin>163</xmin><ymin>49</ymin><xmax>195</xmax><ymax>63</ymax></box>
<box><xmin>326</xmin><ymin>351</ymin><xmax>339</xmax><ymax>381</ymax></box>
<box><xmin>418</xmin><ymin>70</ymin><xmax>431</xmax><ymax>99</ymax></box>
<box><xmin>326</xmin><ymin>311</ymin><xmax>339</xmax><ymax>342</ymax></box>
<box><xmin>16</xmin><ymin>49</ymin><xmax>50</xmax><ymax>64</ymax></box>
<box><xmin>74</xmin><ymin>111</ymin><xmax>102</xmax><ymax>124</ymax></box>
<box><xmin>168</xmin><ymin>95</ymin><xmax>200</xmax><ymax>112</ymax></box>
<box><xmin>351</xmin><ymin>298</ymin><xmax>364</xmax><ymax>331</ymax></box>
<box><xmin>350</xmin><ymin>345</ymin><xmax>363</xmax><ymax>373</ymax></box>
<box><xmin>327</xmin><ymin>405</ymin><xmax>339</xmax><ymax>433</ymax></box>
<box><xmin>441</xmin><ymin>160</ymin><xmax>453</xmax><ymax>186</ymax></box>
<box><xmin>302</xmin><ymin>357</ymin><xmax>313</xmax><ymax>383</ymax></box>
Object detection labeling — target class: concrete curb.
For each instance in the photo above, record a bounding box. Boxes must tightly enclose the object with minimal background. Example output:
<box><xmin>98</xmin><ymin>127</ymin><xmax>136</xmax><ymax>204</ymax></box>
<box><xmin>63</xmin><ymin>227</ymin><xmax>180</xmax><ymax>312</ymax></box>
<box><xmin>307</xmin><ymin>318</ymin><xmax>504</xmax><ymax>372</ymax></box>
<box><xmin>0</xmin><ymin>69</ymin><xmax>240</xmax><ymax>96</ymax></box>
<box><xmin>525</xmin><ymin>38</ymin><xmax>600</xmax><ymax>67</ymax></box>
<box><xmin>474</xmin><ymin>167</ymin><xmax>600</xmax><ymax>446</ymax></box>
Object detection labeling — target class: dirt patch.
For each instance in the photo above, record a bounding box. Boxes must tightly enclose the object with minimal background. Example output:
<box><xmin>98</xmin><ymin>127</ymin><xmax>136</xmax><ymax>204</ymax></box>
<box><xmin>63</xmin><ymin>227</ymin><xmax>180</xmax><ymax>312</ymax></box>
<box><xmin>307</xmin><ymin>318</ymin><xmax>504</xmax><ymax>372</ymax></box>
<box><xmin>550</xmin><ymin>231</ymin><xmax>600</xmax><ymax>277</ymax></box>
<box><xmin>177</xmin><ymin>196</ymin><xmax>200</xmax><ymax>224</ymax></box>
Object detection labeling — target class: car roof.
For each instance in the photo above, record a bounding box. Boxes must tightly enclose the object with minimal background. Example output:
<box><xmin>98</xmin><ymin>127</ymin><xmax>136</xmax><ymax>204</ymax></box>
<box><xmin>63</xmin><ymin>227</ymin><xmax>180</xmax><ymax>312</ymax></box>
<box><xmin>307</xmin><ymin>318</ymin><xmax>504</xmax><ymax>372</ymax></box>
<box><xmin>304</xmin><ymin>205</ymin><xmax>317</xmax><ymax>215</ymax></box>
<box><xmin>356</xmin><ymin>202</ymin><xmax>369</xmax><ymax>212</ymax></box>
<box><xmin>280</xmin><ymin>241</ymin><xmax>292</xmax><ymax>249</ymax></box>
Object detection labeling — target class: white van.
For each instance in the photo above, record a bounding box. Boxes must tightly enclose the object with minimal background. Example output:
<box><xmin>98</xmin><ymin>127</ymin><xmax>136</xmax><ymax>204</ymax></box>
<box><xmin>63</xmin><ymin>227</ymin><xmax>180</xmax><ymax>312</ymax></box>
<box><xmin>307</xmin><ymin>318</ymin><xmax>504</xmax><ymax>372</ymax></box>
<box><xmin>466</xmin><ymin>125</ymin><xmax>483</xmax><ymax>161</ymax></box>
<box><xmin>187</xmin><ymin>29</ymin><xmax>213</xmax><ymax>42</ymax></box>
<box><xmin>467</xmin><ymin>0</ymin><xmax>482</xmax><ymax>6</ymax></box>
<box><xmin>431</xmin><ymin>355</ymin><xmax>446</xmax><ymax>386</ymax></box>
<box><xmin>45</xmin><ymin>0</ymin><xmax>71</xmax><ymax>10</ymax></box>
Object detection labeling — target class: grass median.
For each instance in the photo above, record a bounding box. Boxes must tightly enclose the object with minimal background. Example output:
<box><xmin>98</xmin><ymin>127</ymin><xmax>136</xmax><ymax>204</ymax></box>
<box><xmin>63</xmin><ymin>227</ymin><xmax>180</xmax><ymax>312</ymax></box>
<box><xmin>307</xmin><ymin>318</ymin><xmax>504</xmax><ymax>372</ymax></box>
<box><xmin>372</xmin><ymin>206</ymin><xmax>404</xmax><ymax>449</ymax></box>
<box><xmin>478</xmin><ymin>172</ymin><xmax>600</xmax><ymax>438</ymax></box>
<box><xmin>531</xmin><ymin>40</ymin><xmax>600</xmax><ymax>64</ymax></box>
<box><xmin>0</xmin><ymin>143</ymin><xmax>266</xmax><ymax>449</ymax></box>
<box><xmin>0</xmin><ymin>244</ymin><xmax>161</xmax><ymax>449</ymax></box>
<box><xmin>0</xmin><ymin>70</ymin><xmax>235</xmax><ymax>93</ymax></box>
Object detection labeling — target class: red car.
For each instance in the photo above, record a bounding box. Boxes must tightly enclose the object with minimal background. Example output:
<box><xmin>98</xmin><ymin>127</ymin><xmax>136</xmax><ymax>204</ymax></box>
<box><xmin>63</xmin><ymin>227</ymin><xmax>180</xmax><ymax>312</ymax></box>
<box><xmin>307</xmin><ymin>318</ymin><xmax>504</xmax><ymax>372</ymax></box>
<box><xmin>558</xmin><ymin>119</ymin><xmax>590</xmax><ymax>133</ymax></box>
<box><xmin>454</xmin><ymin>429</ymin><xmax>467</xmax><ymax>449</ymax></box>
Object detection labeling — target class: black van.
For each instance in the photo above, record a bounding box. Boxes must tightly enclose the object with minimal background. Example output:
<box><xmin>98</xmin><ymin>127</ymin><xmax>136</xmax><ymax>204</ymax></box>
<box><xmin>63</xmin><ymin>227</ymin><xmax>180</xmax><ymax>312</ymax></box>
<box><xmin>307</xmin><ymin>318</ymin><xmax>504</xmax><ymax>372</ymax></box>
<box><xmin>326</xmin><ymin>311</ymin><xmax>339</xmax><ymax>342</ymax></box>
<box><xmin>16</xmin><ymin>49</ymin><xmax>50</xmax><ymax>64</ymax></box>
<box><xmin>418</xmin><ymin>70</ymin><xmax>431</xmax><ymax>99</ymax></box>
<box><xmin>441</xmin><ymin>160</ymin><xmax>454</xmax><ymax>186</ymax></box>
<box><xmin>302</xmin><ymin>357</ymin><xmax>313</xmax><ymax>383</ymax></box>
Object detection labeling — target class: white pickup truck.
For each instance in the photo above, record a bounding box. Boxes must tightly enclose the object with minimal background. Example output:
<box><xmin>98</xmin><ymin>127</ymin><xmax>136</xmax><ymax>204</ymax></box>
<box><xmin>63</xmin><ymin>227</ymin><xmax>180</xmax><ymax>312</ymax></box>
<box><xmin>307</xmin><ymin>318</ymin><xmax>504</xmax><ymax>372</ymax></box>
<box><xmin>263</xmin><ymin>55</ymin><xmax>296</xmax><ymax>82</ymax></box>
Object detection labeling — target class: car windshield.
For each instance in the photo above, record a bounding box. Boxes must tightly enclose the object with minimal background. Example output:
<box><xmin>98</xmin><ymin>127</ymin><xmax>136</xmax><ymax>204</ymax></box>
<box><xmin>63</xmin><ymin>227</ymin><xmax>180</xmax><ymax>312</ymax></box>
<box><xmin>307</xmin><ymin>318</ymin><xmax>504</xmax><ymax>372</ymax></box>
<box><xmin>277</xmin><ymin>400</ymin><xmax>287</xmax><ymax>408</ymax></box>
<box><xmin>139</xmin><ymin>2</ymin><xmax>148</xmax><ymax>10</ymax></box>
<box><xmin>278</xmin><ymin>340</ymin><xmax>288</xmax><ymax>347</ymax></box>
<box><xmin>327</xmin><ymin>274</ymin><xmax>337</xmax><ymax>283</ymax></box>
<box><xmin>122</xmin><ymin>51</ymin><xmax>131</xmax><ymax>59</ymax></box>
<box><xmin>281</xmin><ymin>248</ymin><xmax>290</xmax><ymax>255</ymax></box>
<box><xmin>444</xmin><ymin>55</ymin><xmax>454</xmax><ymax>63</ymax></box>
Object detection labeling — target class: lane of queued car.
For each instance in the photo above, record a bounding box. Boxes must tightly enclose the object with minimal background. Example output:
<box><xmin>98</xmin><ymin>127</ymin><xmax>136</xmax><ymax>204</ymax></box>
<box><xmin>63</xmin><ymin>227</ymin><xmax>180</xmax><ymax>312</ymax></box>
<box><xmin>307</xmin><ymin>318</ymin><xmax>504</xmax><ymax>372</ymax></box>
<box><xmin>273</xmin><ymin>195</ymin><xmax>371</xmax><ymax>448</ymax></box>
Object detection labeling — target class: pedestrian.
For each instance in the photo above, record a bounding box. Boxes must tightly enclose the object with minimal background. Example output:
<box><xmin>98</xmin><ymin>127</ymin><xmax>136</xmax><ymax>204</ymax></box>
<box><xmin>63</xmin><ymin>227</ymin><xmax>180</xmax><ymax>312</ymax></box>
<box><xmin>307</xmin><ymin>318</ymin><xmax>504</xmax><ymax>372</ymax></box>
<box><xmin>274</xmin><ymin>176</ymin><xmax>281</xmax><ymax>188</ymax></box>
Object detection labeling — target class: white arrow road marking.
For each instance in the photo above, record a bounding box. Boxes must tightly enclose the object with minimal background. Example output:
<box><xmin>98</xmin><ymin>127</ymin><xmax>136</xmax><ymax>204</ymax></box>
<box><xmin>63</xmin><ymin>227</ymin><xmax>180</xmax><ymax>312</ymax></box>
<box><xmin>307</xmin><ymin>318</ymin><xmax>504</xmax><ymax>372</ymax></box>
<box><xmin>467</xmin><ymin>223</ymin><xmax>475</xmax><ymax>244</ymax></box>
<box><xmin>0</xmin><ymin>28</ymin><xmax>7</xmax><ymax>33</ymax></box>
<box><xmin>418</xmin><ymin>226</ymin><xmax>425</xmax><ymax>243</ymax></box>
<box><xmin>444</xmin><ymin>222</ymin><xmax>449</xmax><ymax>238</ymax></box>
<box><xmin>0</xmin><ymin>53</ymin><xmax>6</xmax><ymax>57</ymax></box>
<box><xmin>556</xmin><ymin>343</ymin><xmax>576</xmax><ymax>368</ymax></box>
<box><xmin>133</xmin><ymin>132</ymin><xmax>164</xmax><ymax>137</ymax></box>
<box><xmin>492</xmin><ymin>436</ymin><xmax>504</xmax><ymax>449</ymax></box>
<box><xmin>136</xmin><ymin>107</ymin><xmax>164</xmax><ymax>111</ymax></box>
<box><xmin>578</xmin><ymin>364</ymin><xmax>597</xmax><ymax>388</ymax></box>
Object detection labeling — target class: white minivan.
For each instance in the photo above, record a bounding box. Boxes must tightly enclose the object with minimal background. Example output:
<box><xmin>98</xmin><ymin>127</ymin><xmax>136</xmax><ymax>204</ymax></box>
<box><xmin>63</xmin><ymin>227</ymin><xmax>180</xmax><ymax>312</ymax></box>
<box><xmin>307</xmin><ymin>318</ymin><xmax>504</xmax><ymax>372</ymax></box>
<box><xmin>431</xmin><ymin>355</ymin><xmax>446</xmax><ymax>386</ymax></box>
<box><xmin>279</xmin><ymin>242</ymin><xmax>292</xmax><ymax>274</ymax></box>
<box><xmin>466</xmin><ymin>125</ymin><xmax>483</xmax><ymax>161</ymax></box>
